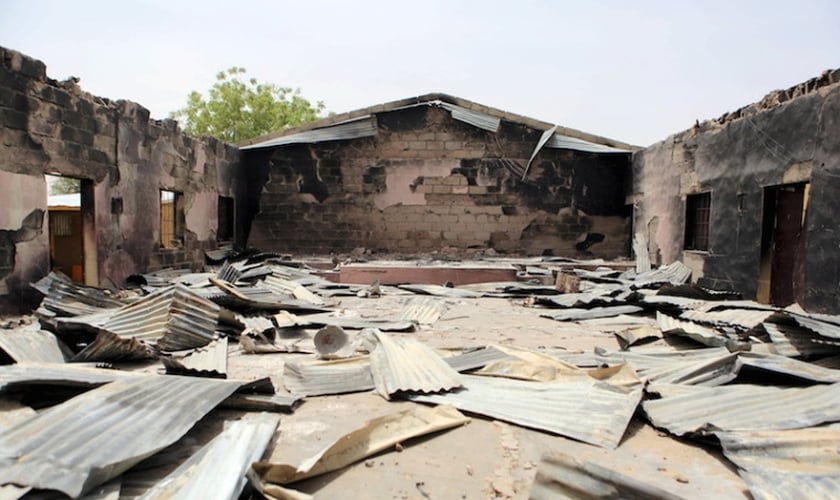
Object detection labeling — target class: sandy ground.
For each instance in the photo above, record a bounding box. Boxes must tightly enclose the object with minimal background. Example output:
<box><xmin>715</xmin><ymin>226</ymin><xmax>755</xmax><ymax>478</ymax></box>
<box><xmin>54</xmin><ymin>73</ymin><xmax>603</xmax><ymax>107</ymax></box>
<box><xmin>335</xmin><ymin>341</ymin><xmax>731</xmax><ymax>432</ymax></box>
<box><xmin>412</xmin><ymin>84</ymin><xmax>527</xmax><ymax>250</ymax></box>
<box><xmin>223</xmin><ymin>294</ymin><xmax>751</xmax><ymax>499</ymax></box>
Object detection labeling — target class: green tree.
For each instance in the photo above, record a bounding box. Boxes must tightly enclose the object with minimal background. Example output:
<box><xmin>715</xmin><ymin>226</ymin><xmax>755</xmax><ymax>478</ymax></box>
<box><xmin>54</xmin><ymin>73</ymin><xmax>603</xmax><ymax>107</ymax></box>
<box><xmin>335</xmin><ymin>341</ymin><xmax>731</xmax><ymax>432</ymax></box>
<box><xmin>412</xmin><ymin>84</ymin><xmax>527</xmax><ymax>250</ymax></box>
<box><xmin>170</xmin><ymin>67</ymin><xmax>325</xmax><ymax>143</ymax></box>
<box><xmin>49</xmin><ymin>176</ymin><xmax>80</xmax><ymax>195</ymax></box>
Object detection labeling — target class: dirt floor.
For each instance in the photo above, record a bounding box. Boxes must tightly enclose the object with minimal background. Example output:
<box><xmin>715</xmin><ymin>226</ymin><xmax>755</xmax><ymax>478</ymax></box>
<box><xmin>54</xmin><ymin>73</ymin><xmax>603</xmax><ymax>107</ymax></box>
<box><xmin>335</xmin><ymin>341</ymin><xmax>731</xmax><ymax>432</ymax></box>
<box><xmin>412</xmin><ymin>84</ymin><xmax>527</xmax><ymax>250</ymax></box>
<box><xmin>225</xmin><ymin>294</ymin><xmax>750</xmax><ymax>499</ymax></box>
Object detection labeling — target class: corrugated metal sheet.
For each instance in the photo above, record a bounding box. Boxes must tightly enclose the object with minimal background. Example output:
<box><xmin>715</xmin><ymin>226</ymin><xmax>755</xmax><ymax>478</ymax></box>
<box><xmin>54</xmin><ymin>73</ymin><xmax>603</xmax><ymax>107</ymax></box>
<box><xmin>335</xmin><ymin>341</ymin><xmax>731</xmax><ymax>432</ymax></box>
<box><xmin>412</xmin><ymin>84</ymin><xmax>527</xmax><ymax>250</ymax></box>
<box><xmin>200</xmin><ymin>280</ymin><xmax>330</xmax><ymax>312</ymax></box>
<box><xmin>292</xmin><ymin>312</ymin><xmax>416</xmax><ymax>332</ymax></box>
<box><xmin>103</xmin><ymin>285</ymin><xmax>219</xmax><ymax>351</ymax></box>
<box><xmin>410</xmin><ymin>375</ymin><xmax>642</xmax><ymax>449</ymax></box>
<box><xmin>0</xmin><ymin>375</ymin><xmax>241</xmax><ymax>497</ymax></box>
<box><xmin>397</xmin><ymin>284</ymin><xmax>483</xmax><ymax>298</ymax></box>
<box><xmin>241</xmin><ymin>117</ymin><xmax>377</xmax><ymax>150</ymax></box>
<box><xmin>789</xmin><ymin>314</ymin><xmax>840</xmax><ymax>339</ymax></box>
<box><xmin>643</xmin><ymin>383</ymin><xmax>840</xmax><ymax>436</ymax></box>
<box><xmin>72</xmin><ymin>330</ymin><xmax>156</xmax><ymax>362</ymax></box>
<box><xmin>680</xmin><ymin>309</ymin><xmax>775</xmax><ymax>330</ymax></box>
<box><xmin>398</xmin><ymin>297</ymin><xmax>444</xmax><ymax>325</ymax></box>
<box><xmin>0</xmin><ymin>326</ymin><xmax>66</xmax><ymax>363</ymax></box>
<box><xmin>137</xmin><ymin>412</ymin><xmax>280</xmax><ymax>500</ymax></box>
<box><xmin>715</xmin><ymin>425</ymin><xmax>840</xmax><ymax>500</ymax></box>
<box><xmin>595</xmin><ymin>347</ymin><xmax>736</xmax><ymax>386</ymax></box>
<box><xmin>443</xmin><ymin>347</ymin><xmax>516</xmax><ymax>372</ymax></box>
<box><xmin>632</xmin><ymin>261</ymin><xmax>692</xmax><ymax>286</ymax></box>
<box><xmin>530</xmin><ymin>453</ymin><xmax>681</xmax><ymax>500</ymax></box>
<box><xmin>221</xmin><ymin>392</ymin><xmax>300</xmax><ymax>412</ymax></box>
<box><xmin>369</xmin><ymin>330</ymin><xmax>463</xmax><ymax>399</ymax></box>
<box><xmin>161</xmin><ymin>337</ymin><xmax>228</xmax><ymax>378</ymax></box>
<box><xmin>261</xmin><ymin>275</ymin><xmax>326</xmax><ymax>306</ymax></box>
<box><xmin>542</xmin><ymin>305</ymin><xmax>643</xmax><ymax>322</ymax></box>
<box><xmin>657</xmin><ymin>311</ymin><xmax>728</xmax><ymax>347</ymax></box>
<box><xmin>0</xmin><ymin>362</ymin><xmax>134</xmax><ymax>393</ymax></box>
<box><xmin>546</xmin><ymin>133</ymin><xmax>631</xmax><ymax>154</ymax></box>
<box><xmin>738</xmin><ymin>351</ymin><xmax>840</xmax><ymax>383</ymax></box>
<box><xmin>437</xmin><ymin>101</ymin><xmax>500</xmax><ymax>132</ymax></box>
<box><xmin>763</xmin><ymin>321</ymin><xmax>840</xmax><ymax>357</ymax></box>
<box><xmin>283</xmin><ymin>357</ymin><xmax>374</xmax><ymax>397</ymax></box>
<box><xmin>34</xmin><ymin>272</ymin><xmax>124</xmax><ymax>316</ymax></box>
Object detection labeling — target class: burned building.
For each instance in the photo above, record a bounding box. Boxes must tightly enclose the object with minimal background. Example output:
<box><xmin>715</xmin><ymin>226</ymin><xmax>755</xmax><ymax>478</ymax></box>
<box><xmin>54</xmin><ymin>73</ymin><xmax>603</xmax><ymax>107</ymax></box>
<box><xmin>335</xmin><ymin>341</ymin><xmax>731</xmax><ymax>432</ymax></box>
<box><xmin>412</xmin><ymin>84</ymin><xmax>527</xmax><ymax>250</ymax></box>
<box><xmin>238</xmin><ymin>94</ymin><xmax>636</xmax><ymax>257</ymax></box>
<box><xmin>633</xmin><ymin>70</ymin><xmax>840</xmax><ymax>313</ymax></box>
<box><xmin>0</xmin><ymin>47</ymin><xmax>240</xmax><ymax>312</ymax></box>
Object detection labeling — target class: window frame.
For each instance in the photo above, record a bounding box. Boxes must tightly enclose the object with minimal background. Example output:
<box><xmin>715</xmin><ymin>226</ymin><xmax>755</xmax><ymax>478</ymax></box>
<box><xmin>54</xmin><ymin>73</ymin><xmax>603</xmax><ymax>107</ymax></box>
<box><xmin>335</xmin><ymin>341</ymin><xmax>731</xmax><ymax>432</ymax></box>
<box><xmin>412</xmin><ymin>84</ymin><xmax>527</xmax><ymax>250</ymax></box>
<box><xmin>684</xmin><ymin>192</ymin><xmax>711</xmax><ymax>251</ymax></box>
<box><xmin>217</xmin><ymin>196</ymin><xmax>235</xmax><ymax>242</ymax></box>
<box><xmin>160</xmin><ymin>189</ymin><xmax>183</xmax><ymax>248</ymax></box>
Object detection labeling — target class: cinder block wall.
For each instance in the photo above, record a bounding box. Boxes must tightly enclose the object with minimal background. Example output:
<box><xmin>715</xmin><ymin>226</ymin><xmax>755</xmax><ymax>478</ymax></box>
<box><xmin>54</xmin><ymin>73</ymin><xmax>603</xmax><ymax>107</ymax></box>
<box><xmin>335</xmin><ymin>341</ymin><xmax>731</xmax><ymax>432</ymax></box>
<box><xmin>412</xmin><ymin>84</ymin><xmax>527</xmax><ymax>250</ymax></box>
<box><xmin>244</xmin><ymin>106</ymin><xmax>631</xmax><ymax>257</ymax></box>
<box><xmin>633</xmin><ymin>70</ymin><xmax>840</xmax><ymax>312</ymax></box>
<box><xmin>0</xmin><ymin>47</ymin><xmax>239</xmax><ymax>311</ymax></box>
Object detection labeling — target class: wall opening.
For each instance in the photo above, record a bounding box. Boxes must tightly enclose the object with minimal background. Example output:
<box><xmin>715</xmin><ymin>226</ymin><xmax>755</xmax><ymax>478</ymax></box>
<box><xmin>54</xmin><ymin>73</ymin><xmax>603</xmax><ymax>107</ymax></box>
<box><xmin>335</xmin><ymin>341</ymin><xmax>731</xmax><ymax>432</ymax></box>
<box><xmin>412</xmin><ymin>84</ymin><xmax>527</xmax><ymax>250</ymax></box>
<box><xmin>758</xmin><ymin>182</ymin><xmax>808</xmax><ymax>306</ymax></box>
<box><xmin>684</xmin><ymin>192</ymin><xmax>711</xmax><ymax>251</ymax></box>
<box><xmin>160</xmin><ymin>190</ymin><xmax>184</xmax><ymax>248</ymax></box>
<box><xmin>46</xmin><ymin>174</ymin><xmax>96</xmax><ymax>284</ymax></box>
<box><xmin>218</xmin><ymin>196</ymin><xmax>234</xmax><ymax>242</ymax></box>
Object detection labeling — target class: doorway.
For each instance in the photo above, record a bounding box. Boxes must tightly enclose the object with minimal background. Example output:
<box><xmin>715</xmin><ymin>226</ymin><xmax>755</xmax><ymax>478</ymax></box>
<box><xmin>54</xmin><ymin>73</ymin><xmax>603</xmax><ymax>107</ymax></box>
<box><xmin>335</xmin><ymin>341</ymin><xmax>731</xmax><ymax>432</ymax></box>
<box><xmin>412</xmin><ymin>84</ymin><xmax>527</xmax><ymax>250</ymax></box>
<box><xmin>757</xmin><ymin>182</ymin><xmax>809</xmax><ymax>306</ymax></box>
<box><xmin>46</xmin><ymin>175</ymin><xmax>97</xmax><ymax>285</ymax></box>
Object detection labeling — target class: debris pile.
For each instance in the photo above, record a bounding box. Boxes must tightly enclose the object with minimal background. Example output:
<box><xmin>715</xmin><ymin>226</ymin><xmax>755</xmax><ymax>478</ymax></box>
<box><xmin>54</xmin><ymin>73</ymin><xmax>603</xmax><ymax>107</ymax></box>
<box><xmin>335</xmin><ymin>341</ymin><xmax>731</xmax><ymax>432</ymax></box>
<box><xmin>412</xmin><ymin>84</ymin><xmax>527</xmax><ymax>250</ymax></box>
<box><xmin>0</xmin><ymin>253</ymin><xmax>838</xmax><ymax>498</ymax></box>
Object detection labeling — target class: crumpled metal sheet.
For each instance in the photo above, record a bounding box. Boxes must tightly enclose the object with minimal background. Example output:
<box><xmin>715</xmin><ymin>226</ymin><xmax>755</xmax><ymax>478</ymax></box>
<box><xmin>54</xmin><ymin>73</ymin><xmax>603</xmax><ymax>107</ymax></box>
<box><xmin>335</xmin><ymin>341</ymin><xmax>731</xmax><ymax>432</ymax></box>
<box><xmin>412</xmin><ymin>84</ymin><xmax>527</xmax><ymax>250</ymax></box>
<box><xmin>715</xmin><ymin>425</ymin><xmax>840</xmax><ymax>500</ymax></box>
<box><xmin>0</xmin><ymin>325</ymin><xmax>66</xmax><ymax>363</ymax></box>
<box><xmin>657</xmin><ymin>311</ymin><xmax>728</xmax><ymax>347</ymax></box>
<box><xmin>680</xmin><ymin>308</ymin><xmax>774</xmax><ymax>330</ymax></box>
<box><xmin>762</xmin><ymin>321</ymin><xmax>840</xmax><ymax>357</ymax></box>
<box><xmin>541</xmin><ymin>305</ymin><xmax>643</xmax><ymax>322</ymax></box>
<box><xmin>291</xmin><ymin>312</ymin><xmax>416</xmax><ymax>332</ymax></box>
<box><xmin>262</xmin><ymin>275</ymin><xmax>326</xmax><ymax>306</ymax></box>
<box><xmin>410</xmin><ymin>375</ymin><xmax>643</xmax><ymax>449</ymax></box>
<box><xmin>103</xmin><ymin>285</ymin><xmax>219</xmax><ymax>351</ymax></box>
<box><xmin>161</xmin><ymin>337</ymin><xmax>228</xmax><ymax>378</ymax></box>
<box><xmin>738</xmin><ymin>351</ymin><xmax>840</xmax><ymax>383</ymax></box>
<box><xmin>530</xmin><ymin>452</ymin><xmax>681</xmax><ymax>500</ymax></box>
<box><xmin>443</xmin><ymin>347</ymin><xmax>517</xmax><ymax>372</ymax></box>
<box><xmin>0</xmin><ymin>362</ymin><xmax>135</xmax><ymax>393</ymax></box>
<box><xmin>0</xmin><ymin>375</ymin><xmax>241</xmax><ymax>497</ymax></box>
<box><xmin>283</xmin><ymin>357</ymin><xmax>374</xmax><ymax>397</ymax></box>
<box><xmin>631</xmin><ymin>261</ymin><xmax>692</xmax><ymax>286</ymax></box>
<box><xmin>397</xmin><ymin>284</ymin><xmax>483</xmax><ymax>298</ymax></box>
<box><xmin>33</xmin><ymin>272</ymin><xmax>124</xmax><ymax>317</ymax></box>
<box><xmin>643</xmin><ymin>383</ymin><xmax>840</xmax><ymax>436</ymax></box>
<box><xmin>369</xmin><ymin>330</ymin><xmax>463</xmax><ymax>399</ymax></box>
<box><xmin>397</xmin><ymin>297</ymin><xmax>445</xmax><ymax>325</ymax></box>
<box><xmin>595</xmin><ymin>347</ymin><xmax>738</xmax><ymax>386</ymax></box>
<box><xmin>254</xmin><ymin>405</ymin><xmax>469</xmax><ymax>485</ymax></box>
<box><xmin>137</xmin><ymin>412</ymin><xmax>280</xmax><ymax>500</ymax></box>
<box><xmin>72</xmin><ymin>330</ymin><xmax>156</xmax><ymax>362</ymax></box>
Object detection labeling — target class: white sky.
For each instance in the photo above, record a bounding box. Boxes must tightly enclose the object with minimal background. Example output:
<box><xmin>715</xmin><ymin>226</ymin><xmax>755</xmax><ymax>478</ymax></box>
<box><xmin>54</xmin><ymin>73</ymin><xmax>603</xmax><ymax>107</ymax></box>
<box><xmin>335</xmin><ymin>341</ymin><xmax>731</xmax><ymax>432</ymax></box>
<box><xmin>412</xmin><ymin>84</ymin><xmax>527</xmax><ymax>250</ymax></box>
<box><xmin>2</xmin><ymin>0</ymin><xmax>838</xmax><ymax>146</ymax></box>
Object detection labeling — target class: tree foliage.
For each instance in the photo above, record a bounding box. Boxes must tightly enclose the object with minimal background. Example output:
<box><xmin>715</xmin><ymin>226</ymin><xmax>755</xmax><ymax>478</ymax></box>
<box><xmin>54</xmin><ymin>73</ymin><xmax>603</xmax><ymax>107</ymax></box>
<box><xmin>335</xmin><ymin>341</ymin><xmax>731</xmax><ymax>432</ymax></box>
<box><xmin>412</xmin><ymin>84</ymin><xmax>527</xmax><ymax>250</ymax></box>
<box><xmin>49</xmin><ymin>176</ymin><xmax>81</xmax><ymax>195</ymax></box>
<box><xmin>170</xmin><ymin>67</ymin><xmax>325</xmax><ymax>143</ymax></box>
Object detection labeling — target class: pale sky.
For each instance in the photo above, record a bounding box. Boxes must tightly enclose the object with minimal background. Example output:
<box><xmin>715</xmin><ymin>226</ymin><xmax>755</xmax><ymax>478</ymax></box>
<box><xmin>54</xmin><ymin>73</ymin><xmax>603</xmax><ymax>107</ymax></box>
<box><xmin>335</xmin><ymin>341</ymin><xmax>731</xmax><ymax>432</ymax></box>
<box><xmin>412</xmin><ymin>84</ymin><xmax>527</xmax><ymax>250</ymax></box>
<box><xmin>2</xmin><ymin>0</ymin><xmax>838</xmax><ymax>146</ymax></box>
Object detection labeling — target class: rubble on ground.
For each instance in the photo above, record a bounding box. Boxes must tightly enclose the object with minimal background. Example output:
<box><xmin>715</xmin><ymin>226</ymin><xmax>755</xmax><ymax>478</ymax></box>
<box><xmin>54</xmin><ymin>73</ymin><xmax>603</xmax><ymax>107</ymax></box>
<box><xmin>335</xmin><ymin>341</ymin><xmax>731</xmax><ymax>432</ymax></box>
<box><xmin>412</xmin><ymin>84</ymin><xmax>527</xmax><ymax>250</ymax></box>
<box><xmin>0</xmin><ymin>251</ymin><xmax>839</xmax><ymax>498</ymax></box>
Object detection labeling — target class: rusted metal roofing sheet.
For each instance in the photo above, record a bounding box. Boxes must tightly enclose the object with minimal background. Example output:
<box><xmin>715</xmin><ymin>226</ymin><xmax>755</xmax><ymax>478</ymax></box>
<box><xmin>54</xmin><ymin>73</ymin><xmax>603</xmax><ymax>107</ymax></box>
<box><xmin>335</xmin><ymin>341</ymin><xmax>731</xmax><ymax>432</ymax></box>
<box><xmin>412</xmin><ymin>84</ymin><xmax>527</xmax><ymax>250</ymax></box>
<box><xmin>103</xmin><ymin>285</ymin><xmax>219</xmax><ymax>351</ymax></box>
<box><xmin>657</xmin><ymin>311</ymin><xmax>728</xmax><ymax>347</ymax></box>
<box><xmin>161</xmin><ymin>337</ymin><xmax>228</xmax><ymax>378</ymax></box>
<box><xmin>763</xmin><ymin>321</ymin><xmax>840</xmax><ymax>357</ymax></box>
<box><xmin>283</xmin><ymin>357</ymin><xmax>374</xmax><ymax>397</ymax></box>
<box><xmin>241</xmin><ymin>116</ymin><xmax>378</xmax><ymax>150</ymax></box>
<box><xmin>643</xmin><ymin>383</ymin><xmax>840</xmax><ymax>436</ymax></box>
<box><xmin>397</xmin><ymin>297</ymin><xmax>445</xmax><ymax>325</ymax></box>
<box><xmin>71</xmin><ymin>330</ymin><xmax>155</xmax><ymax>362</ymax></box>
<box><xmin>541</xmin><ymin>305</ymin><xmax>643</xmax><ymax>322</ymax></box>
<box><xmin>410</xmin><ymin>375</ymin><xmax>642</xmax><ymax>449</ymax></box>
<box><xmin>370</xmin><ymin>330</ymin><xmax>463</xmax><ymax>399</ymax></box>
<box><xmin>136</xmin><ymin>412</ymin><xmax>280</xmax><ymax>499</ymax></box>
<box><xmin>530</xmin><ymin>452</ymin><xmax>680</xmax><ymax>500</ymax></box>
<box><xmin>715</xmin><ymin>425</ymin><xmax>840</xmax><ymax>500</ymax></box>
<box><xmin>0</xmin><ymin>326</ymin><xmax>66</xmax><ymax>363</ymax></box>
<box><xmin>0</xmin><ymin>375</ymin><xmax>241</xmax><ymax>497</ymax></box>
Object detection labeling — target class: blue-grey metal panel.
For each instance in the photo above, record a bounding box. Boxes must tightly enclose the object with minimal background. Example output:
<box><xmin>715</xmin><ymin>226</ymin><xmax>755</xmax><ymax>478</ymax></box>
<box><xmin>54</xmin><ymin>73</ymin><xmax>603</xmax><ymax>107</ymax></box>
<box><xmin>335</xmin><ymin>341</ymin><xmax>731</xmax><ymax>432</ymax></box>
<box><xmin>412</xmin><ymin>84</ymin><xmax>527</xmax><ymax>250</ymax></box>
<box><xmin>240</xmin><ymin>117</ymin><xmax>377</xmax><ymax>150</ymax></box>
<box><xmin>410</xmin><ymin>375</ymin><xmax>642</xmax><ymax>449</ymax></box>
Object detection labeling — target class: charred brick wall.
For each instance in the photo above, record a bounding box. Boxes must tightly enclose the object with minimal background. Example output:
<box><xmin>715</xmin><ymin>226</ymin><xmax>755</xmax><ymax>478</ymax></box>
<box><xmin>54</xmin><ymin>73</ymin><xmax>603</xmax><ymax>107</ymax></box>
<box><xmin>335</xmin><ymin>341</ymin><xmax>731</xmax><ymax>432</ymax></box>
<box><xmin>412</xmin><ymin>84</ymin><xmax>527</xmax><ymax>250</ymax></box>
<box><xmin>0</xmin><ymin>47</ymin><xmax>240</xmax><ymax>312</ymax></box>
<box><xmin>244</xmin><ymin>106</ymin><xmax>631</xmax><ymax>257</ymax></box>
<box><xmin>633</xmin><ymin>70</ymin><xmax>840</xmax><ymax>312</ymax></box>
